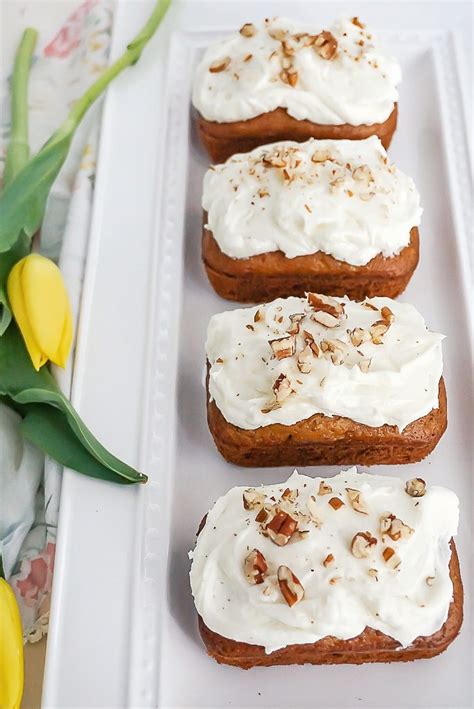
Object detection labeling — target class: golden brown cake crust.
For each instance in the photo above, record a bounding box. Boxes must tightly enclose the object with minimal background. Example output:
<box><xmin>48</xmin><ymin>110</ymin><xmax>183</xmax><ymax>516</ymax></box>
<box><xmin>202</xmin><ymin>221</ymin><xmax>419</xmax><ymax>302</ymax></box>
<box><xmin>197</xmin><ymin>105</ymin><xmax>398</xmax><ymax>164</ymax></box>
<box><xmin>206</xmin><ymin>375</ymin><xmax>447</xmax><ymax>467</ymax></box>
<box><xmin>197</xmin><ymin>541</ymin><xmax>463</xmax><ymax>668</ymax></box>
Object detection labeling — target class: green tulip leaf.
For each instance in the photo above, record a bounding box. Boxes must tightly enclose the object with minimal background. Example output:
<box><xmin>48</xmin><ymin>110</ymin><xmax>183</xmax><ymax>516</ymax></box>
<box><xmin>21</xmin><ymin>405</ymin><xmax>137</xmax><ymax>485</ymax></box>
<box><xmin>0</xmin><ymin>324</ymin><xmax>147</xmax><ymax>484</ymax></box>
<box><xmin>0</xmin><ymin>0</ymin><xmax>171</xmax><ymax>253</ymax></box>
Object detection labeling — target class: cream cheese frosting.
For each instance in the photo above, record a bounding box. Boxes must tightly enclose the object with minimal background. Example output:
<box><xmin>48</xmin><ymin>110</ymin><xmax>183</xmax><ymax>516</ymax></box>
<box><xmin>193</xmin><ymin>17</ymin><xmax>401</xmax><ymax>125</ymax></box>
<box><xmin>206</xmin><ymin>295</ymin><xmax>443</xmax><ymax>431</ymax></box>
<box><xmin>189</xmin><ymin>468</ymin><xmax>459</xmax><ymax>653</ymax></box>
<box><xmin>202</xmin><ymin>137</ymin><xmax>422</xmax><ymax>265</ymax></box>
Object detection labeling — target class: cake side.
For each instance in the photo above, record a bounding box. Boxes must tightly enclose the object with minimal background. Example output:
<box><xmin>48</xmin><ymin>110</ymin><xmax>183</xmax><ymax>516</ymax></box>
<box><xmin>198</xmin><ymin>105</ymin><xmax>398</xmax><ymax>163</ymax></box>
<box><xmin>202</xmin><ymin>225</ymin><xmax>419</xmax><ymax>302</ymax></box>
<box><xmin>206</xmin><ymin>376</ymin><xmax>447</xmax><ymax>467</ymax></box>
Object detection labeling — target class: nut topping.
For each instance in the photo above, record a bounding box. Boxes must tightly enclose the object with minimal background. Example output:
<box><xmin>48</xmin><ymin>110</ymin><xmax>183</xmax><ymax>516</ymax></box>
<box><xmin>311</xmin><ymin>311</ymin><xmax>341</xmax><ymax>328</ymax></box>
<box><xmin>370</xmin><ymin>320</ymin><xmax>389</xmax><ymax>344</ymax></box>
<box><xmin>358</xmin><ymin>357</ymin><xmax>372</xmax><ymax>373</ymax></box>
<box><xmin>297</xmin><ymin>344</ymin><xmax>314</xmax><ymax>373</ymax></box>
<box><xmin>381</xmin><ymin>306</ymin><xmax>394</xmax><ymax>324</ymax></box>
<box><xmin>405</xmin><ymin>478</ymin><xmax>426</xmax><ymax>498</ymax></box>
<box><xmin>268</xmin><ymin>27</ymin><xmax>288</xmax><ymax>41</ymax></box>
<box><xmin>273</xmin><ymin>373</ymin><xmax>293</xmax><ymax>403</ymax></box>
<box><xmin>307</xmin><ymin>292</ymin><xmax>344</xmax><ymax>317</ymax></box>
<box><xmin>328</xmin><ymin>497</ymin><xmax>345</xmax><ymax>510</ymax></box>
<box><xmin>318</xmin><ymin>481</ymin><xmax>333</xmax><ymax>496</ymax></box>
<box><xmin>352</xmin><ymin>164</ymin><xmax>372</xmax><ymax>182</ymax></box>
<box><xmin>368</xmin><ymin>568</ymin><xmax>378</xmax><ymax>580</ymax></box>
<box><xmin>352</xmin><ymin>16</ymin><xmax>365</xmax><ymax>29</ymax></box>
<box><xmin>346</xmin><ymin>488</ymin><xmax>369</xmax><ymax>515</ymax></box>
<box><xmin>349</xmin><ymin>327</ymin><xmax>370</xmax><ymax>347</ymax></box>
<box><xmin>323</xmin><ymin>553</ymin><xmax>334</xmax><ymax>567</ymax></box>
<box><xmin>383</xmin><ymin>547</ymin><xmax>401</xmax><ymax>569</ymax></box>
<box><xmin>303</xmin><ymin>330</ymin><xmax>320</xmax><ymax>357</ymax></box>
<box><xmin>277</xmin><ymin>565</ymin><xmax>305</xmax><ymax>606</ymax></box>
<box><xmin>287</xmin><ymin>312</ymin><xmax>305</xmax><ymax>335</ymax></box>
<box><xmin>244</xmin><ymin>549</ymin><xmax>268</xmax><ymax>584</ymax></box>
<box><xmin>254</xmin><ymin>308</ymin><xmax>263</xmax><ymax>323</ymax></box>
<box><xmin>380</xmin><ymin>513</ymin><xmax>414</xmax><ymax>541</ymax></box>
<box><xmin>265</xmin><ymin>510</ymin><xmax>299</xmax><ymax>546</ymax></box>
<box><xmin>313</xmin><ymin>31</ymin><xmax>338</xmax><ymax>60</ymax></box>
<box><xmin>426</xmin><ymin>576</ymin><xmax>435</xmax><ymax>586</ymax></box>
<box><xmin>243</xmin><ymin>488</ymin><xmax>265</xmax><ymax>510</ymax></box>
<box><xmin>239</xmin><ymin>22</ymin><xmax>256</xmax><ymax>37</ymax></box>
<box><xmin>269</xmin><ymin>334</ymin><xmax>296</xmax><ymax>360</ymax></box>
<box><xmin>209</xmin><ymin>57</ymin><xmax>231</xmax><ymax>73</ymax></box>
<box><xmin>351</xmin><ymin>531</ymin><xmax>378</xmax><ymax>558</ymax></box>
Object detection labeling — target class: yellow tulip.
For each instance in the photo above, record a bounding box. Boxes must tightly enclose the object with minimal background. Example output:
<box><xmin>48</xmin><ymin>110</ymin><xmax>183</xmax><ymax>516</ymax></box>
<box><xmin>0</xmin><ymin>577</ymin><xmax>24</xmax><ymax>709</ymax></box>
<box><xmin>7</xmin><ymin>253</ymin><xmax>73</xmax><ymax>370</ymax></box>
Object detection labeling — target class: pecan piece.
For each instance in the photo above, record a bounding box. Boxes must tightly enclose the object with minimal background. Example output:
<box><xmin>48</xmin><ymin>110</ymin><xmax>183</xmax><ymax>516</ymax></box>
<box><xmin>313</xmin><ymin>31</ymin><xmax>338</xmax><ymax>60</ymax></box>
<box><xmin>307</xmin><ymin>292</ymin><xmax>344</xmax><ymax>317</ymax></box>
<box><xmin>244</xmin><ymin>549</ymin><xmax>268</xmax><ymax>584</ymax></box>
<box><xmin>383</xmin><ymin>547</ymin><xmax>401</xmax><ymax>569</ymax></box>
<box><xmin>277</xmin><ymin>565</ymin><xmax>305</xmax><ymax>606</ymax></box>
<box><xmin>243</xmin><ymin>488</ymin><xmax>265</xmax><ymax>510</ymax></box>
<box><xmin>269</xmin><ymin>334</ymin><xmax>296</xmax><ymax>360</ymax></box>
<box><xmin>351</xmin><ymin>531</ymin><xmax>377</xmax><ymax>558</ymax></box>
<box><xmin>240</xmin><ymin>23</ymin><xmax>256</xmax><ymax>37</ymax></box>
<box><xmin>209</xmin><ymin>57</ymin><xmax>231</xmax><ymax>73</ymax></box>
<box><xmin>346</xmin><ymin>488</ymin><xmax>369</xmax><ymax>515</ymax></box>
<box><xmin>265</xmin><ymin>509</ymin><xmax>298</xmax><ymax>546</ymax></box>
<box><xmin>405</xmin><ymin>478</ymin><xmax>426</xmax><ymax>497</ymax></box>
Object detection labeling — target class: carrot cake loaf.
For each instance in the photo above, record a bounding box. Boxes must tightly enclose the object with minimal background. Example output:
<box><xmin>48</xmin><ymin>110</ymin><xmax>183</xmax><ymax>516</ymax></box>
<box><xmin>202</xmin><ymin>137</ymin><xmax>421</xmax><ymax>301</ymax></box>
<box><xmin>205</xmin><ymin>294</ymin><xmax>446</xmax><ymax>466</ymax></box>
<box><xmin>193</xmin><ymin>17</ymin><xmax>401</xmax><ymax>162</ymax></box>
<box><xmin>190</xmin><ymin>468</ymin><xmax>462</xmax><ymax>667</ymax></box>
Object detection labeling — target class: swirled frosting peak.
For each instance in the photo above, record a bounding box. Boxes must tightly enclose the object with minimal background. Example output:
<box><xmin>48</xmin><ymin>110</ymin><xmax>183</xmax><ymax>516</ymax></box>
<box><xmin>193</xmin><ymin>17</ymin><xmax>401</xmax><ymax>125</ymax></box>
<box><xmin>206</xmin><ymin>295</ymin><xmax>443</xmax><ymax>431</ymax></box>
<box><xmin>203</xmin><ymin>137</ymin><xmax>422</xmax><ymax>265</ymax></box>
<box><xmin>190</xmin><ymin>468</ymin><xmax>459</xmax><ymax>653</ymax></box>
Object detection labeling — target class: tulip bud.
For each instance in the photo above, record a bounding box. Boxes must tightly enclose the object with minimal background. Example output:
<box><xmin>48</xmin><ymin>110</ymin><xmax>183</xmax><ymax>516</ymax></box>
<box><xmin>7</xmin><ymin>253</ymin><xmax>73</xmax><ymax>370</ymax></box>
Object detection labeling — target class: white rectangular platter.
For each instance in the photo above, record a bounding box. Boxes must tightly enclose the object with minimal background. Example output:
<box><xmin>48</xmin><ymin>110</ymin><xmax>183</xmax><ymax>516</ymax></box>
<box><xmin>42</xmin><ymin>1</ymin><xmax>472</xmax><ymax>707</ymax></box>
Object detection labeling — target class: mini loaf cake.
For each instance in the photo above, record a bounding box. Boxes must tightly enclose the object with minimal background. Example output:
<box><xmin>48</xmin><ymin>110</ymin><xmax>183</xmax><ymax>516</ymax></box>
<box><xmin>193</xmin><ymin>17</ymin><xmax>401</xmax><ymax>163</ymax></box>
<box><xmin>206</xmin><ymin>294</ymin><xmax>447</xmax><ymax>466</ymax></box>
<box><xmin>202</xmin><ymin>136</ymin><xmax>421</xmax><ymax>301</ymax></box>
<box><xmin>190</xmin><ymin>468</ymin><xmax>462</xmax><ymax>667</ymax></box>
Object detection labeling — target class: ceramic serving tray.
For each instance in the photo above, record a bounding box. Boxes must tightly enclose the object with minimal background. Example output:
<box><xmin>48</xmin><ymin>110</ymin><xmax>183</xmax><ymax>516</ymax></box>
<box><xmin>42</xmin><ymin>1</ymin><xmax>472</xmax><ymax>707</ymax></box>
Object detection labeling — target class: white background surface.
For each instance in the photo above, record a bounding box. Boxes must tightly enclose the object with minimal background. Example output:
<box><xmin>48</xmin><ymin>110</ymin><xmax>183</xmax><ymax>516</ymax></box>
<box><xmin>41</xmin><ymin>2</ymin><xmax>473</xmax><ymax>707</ymax></box>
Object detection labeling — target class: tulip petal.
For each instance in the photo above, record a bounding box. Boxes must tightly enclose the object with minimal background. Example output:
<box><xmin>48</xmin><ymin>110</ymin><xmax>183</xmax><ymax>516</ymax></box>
<box><xmin>7</xmin><ymin>258</ymin><xmax>46</xmax><ymax>370</ymax></box>
<box><xmin>52</xmin><ymin>306</ymin><xmax>73</xmax><ymax>368</ymax></box>
<box><xmin>21</xmin><ymin>254</ymin><xmax>70</xmax><ymax>362</ymax></box>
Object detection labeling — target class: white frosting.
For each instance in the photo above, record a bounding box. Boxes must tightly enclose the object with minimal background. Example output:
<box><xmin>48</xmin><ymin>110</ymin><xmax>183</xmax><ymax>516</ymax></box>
<box><xmin>193</xmin><ymin>17</ymin><xmax>401</xmax><ymax>126</ymax></box>
<box><xmin>203</xmin><ymin>137</ymin><xmax>422</xmax><ymax>265</ymax></box>
<box><xmin>206</xmin><ymin>296</ymin><xmax>443</xmax><ymax>432</ymax></box>
<box><xmin>189</xmin><ymin>468</ymin><xmax>459</xmax><ymax>653</ymax></box>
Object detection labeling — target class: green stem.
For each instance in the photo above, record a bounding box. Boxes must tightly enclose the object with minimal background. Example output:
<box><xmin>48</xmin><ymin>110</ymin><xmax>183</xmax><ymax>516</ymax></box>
<box><xmin>4</xmin><ymin>28</ymin><xmax>38</xmax><ymax>187</ymax></box>
<box><xmin>58</xmin><ymin>0</ymin><xmax>171</xmax><ymax>137</ymax></box>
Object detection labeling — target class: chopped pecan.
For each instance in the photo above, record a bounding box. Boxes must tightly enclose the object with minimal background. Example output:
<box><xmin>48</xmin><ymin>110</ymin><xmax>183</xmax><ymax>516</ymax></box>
<box><xmin>383</xmin><ymin>547</ymin><xmax>401</xmax><ymax>569</ymax></box>
<box><xmin>277</xmin><ymin>565</ymin><xmax>305</xmax><ymax>606</ymax></box>
<box><xmin>269</xmin><ymin>335</ymin><xmax>296</xmax><ymax>360</ymax></box>
<box><xmin>318</xmin><ymin>481</ymin><xmax>332</xmax><ymax>496</ymax></box>
<box><xmin>244</xmin><ymin>549</ymin><xmax>268</xmax><ymax>584</ymax></box>
<box><xmin>323</xmin><ymin>553</ymin><xmax>334</xmax><ymax>567</ymax></box>
<box><xmin>209</xmin><ymin>57</ymin><xmax>231</xmax><ymax>73</ymax></box>
<box><xmin>346</xmin><ymin>488</ymin><xmax>369</xmax><ymax>515</ymax></box>
<box><xmin>243</xmin><ymin>488</ymin><xmax>265</xmax><ymax>510</ymax></box>
<box><xmin>240</xmin><ymin>22</ymin><xmax>256</xmax><ymax>37</ymax></box>
<box><xmin>351</xmin><ymin>531</ymin><xmax>377</xmax><ymax>558</ymax></box>
<box><xmin>265</xmin><ymin>509</ymin><xmax>299</xmax><ymax>546</ymax></box>
<box><xmin>328</xmin><ymin>497</ymin><xmax>344</xmax><ymax>510</ymax></box>
<box><xmin>273</xmin><ymin>373</ymin><xmax>293</xmax><ymax>402</ymax></box>
<box><xmin>313</xmin><ymin>31</ymin><xmax>338</xmax><ymax>60</ymax></box>
<box><xmin>405</xmin><ymin>478</ymin><xmax>426</xmax><ymax>497</ymax></box>
<box><xmin>307</xmin><ymin>292</ymin><xmax>344</xmax><ymax>317</ymax></box>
